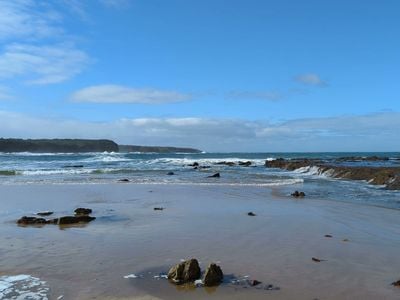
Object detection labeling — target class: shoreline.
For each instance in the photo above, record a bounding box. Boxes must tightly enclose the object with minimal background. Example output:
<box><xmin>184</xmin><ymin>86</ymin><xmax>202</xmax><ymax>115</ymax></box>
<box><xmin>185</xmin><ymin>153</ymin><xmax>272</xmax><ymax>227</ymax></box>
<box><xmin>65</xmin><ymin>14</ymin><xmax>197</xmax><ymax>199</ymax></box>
<box><xmin>1</xmin><ymin>183</ymin><xmax>400</xmax><ymax>299</ymax></box>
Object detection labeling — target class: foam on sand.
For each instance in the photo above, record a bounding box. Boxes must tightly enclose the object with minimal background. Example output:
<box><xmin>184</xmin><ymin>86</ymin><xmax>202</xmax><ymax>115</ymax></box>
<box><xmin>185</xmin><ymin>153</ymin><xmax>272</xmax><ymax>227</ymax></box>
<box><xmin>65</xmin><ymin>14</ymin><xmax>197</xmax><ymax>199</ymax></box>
<box><xmin>0</xmin><ymin>274</ymin><xmax>49</xmax><ymax>300</ymax></box>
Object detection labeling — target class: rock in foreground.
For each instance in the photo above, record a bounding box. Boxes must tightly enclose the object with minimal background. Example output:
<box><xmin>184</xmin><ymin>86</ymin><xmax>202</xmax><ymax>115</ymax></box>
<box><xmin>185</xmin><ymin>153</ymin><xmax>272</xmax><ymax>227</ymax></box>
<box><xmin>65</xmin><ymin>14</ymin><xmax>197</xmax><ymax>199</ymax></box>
<box><xmin>203</xmin><ymin>263</ymin><xmax>223</xmax><ymax>286</ymax></box>
<box><xmin>168</xmin><ymin>259</ymin><xmax>201</xmax><ymax>284</ymax></box>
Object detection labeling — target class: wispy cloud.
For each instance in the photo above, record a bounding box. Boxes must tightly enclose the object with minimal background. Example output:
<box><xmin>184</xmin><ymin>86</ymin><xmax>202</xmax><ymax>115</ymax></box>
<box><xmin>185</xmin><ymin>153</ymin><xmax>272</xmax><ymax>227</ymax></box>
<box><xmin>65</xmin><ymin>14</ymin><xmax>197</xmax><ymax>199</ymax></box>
<box><xmin>226</xmin><ymin>90</ymin><xmax>283</xmax><ymax>101</ymax></box>
<box><xmin>295</xmin><ymin>73</ymin><xmax>327</xmax><ymax>87</ymax></box>
<box><xmin>0</xmin><ymin>0</ymin><xmax>90</xmax><ymax>85</ymax></box>
<box><xmin>1</xmin><ymin>110</ymin><xmax>399</xmax><ymax>152</ymax></box>
<box><xmin>0</xmin><ymin>0</ymin><xmax>63</xmax><ymax>41</ymax></box>
<box><xmin>70</xmin><ymin>85</ymin><xmax>192</xmax><ymax>104</ymax></box>
<box><xmin>0</xmin><ymin>43</ymin><xmax>90</xmax><ymax>84</ymax></box>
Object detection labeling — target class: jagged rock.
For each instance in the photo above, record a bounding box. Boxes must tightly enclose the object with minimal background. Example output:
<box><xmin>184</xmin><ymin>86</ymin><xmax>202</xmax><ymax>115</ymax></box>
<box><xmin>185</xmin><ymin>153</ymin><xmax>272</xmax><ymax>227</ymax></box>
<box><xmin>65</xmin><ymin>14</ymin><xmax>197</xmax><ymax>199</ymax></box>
<box><xmin>74</xmin><ymin>208</ymin><xmax>92</xmax><ymax>215</ymax></box>
<box><xmin>207</xmin><ymin>173</ymin><xmax>220</xmax><ymax>178</ymax></box>
<box><xmin>36</xmin><ymin>211</ymin><xmax>53</xmax><ymax>216</ymax></box>
<box><xmin>17</xmin><ymin>216</ymin><xmax>48</xmax><ymax>225</ymax></box>
<box><xmin>167</xmin><ymin>172</ymin><xmax>174</xmax><ymax>175</ymax></box>
<box><xmin>291</xmin><ymin>191</ymin><xmax>305</xmax><ymax>197</ymax></box>
<box><xmin>55</xmin><ymin>215</ymin><xmax>96</xmax><ymax>225</ymax></box>
<box><xmin>168</xmin><ymin>259</ymin><xmax>201</xmax><ymax>284</ymax></box>
<box><xmin>203</xmin><ymin>263</ymin><xmax>223</xmax><ymax>286</ymax></box>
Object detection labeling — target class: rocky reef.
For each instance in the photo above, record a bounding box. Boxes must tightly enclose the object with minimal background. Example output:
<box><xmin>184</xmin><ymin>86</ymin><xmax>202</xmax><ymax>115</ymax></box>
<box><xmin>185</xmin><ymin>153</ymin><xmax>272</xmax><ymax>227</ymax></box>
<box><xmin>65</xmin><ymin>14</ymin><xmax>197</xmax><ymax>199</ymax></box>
<box><xmin>265</xmin><ymin>158</ymin><xmax>400</xmax><ymax>190</ymax></box>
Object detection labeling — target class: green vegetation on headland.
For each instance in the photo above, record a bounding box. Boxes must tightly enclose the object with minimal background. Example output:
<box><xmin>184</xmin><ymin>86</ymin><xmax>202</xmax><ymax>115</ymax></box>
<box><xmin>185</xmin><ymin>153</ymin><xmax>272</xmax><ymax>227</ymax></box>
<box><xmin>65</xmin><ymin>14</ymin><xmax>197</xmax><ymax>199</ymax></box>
<box><xmin>0</xmin><ymin>138</ymin><xmax>201</xmax><ymax>153</ymax></box>
<box><xmin>0</xmin><ymin>138</ymin><xmax>119</xmax><ymax>153</ymax></box>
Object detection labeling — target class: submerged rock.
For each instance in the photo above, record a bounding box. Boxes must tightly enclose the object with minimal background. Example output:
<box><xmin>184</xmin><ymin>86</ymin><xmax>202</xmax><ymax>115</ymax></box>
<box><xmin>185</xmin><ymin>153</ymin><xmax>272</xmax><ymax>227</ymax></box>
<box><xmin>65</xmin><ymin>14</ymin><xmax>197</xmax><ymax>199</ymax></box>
<box><xmin>291</xmin><ymin>191</ymin><xmax>305</xmax><ymax>197</ymax></box>
<box><xmin>154</xmin><ymin>207</ymin><xmax>164</xmax><ymax>211</ymax></box>
<box><xmin>215</xmin><ymin>161</ymin><xmax>235</xmax><ymax>166</ymax></box>
<box><xmin>55</xmin><ymin>215</ymin><xmax>96</xmax><ymax>225</ymax></box>
<box><xmin>238</xmin><ymin>161</ymin><xmax>252</xmax><ymax>166</ymax></box>
<box><xmin>74</xmin><ymin>208</ymin><xmax>92</xmax><ymax>215</ymax></box>
<box><xmin>391</xmin><ymin>280</ymin><xmax>400</xmax><ymax>287</ymax></box>
<box><xmin>36</xmin><ymin>211</ymin><xmax>54</xmax><ymax>216</ymax></box>
<box><xmin>207</xmin><ymin>173</ymin><xmax>220</xmax><ymax>178</ymax></box>
<box><xmin>167</xmin><ymin>172</ymin><xmax>174</xmax><ymax>175</ymax></box>
<box><xmin>247</xmin><ymin>212</ymin><xmax>256</xmax><ymax>216</ymax></box>
<box><xmin>188</xmin><ymin>162</ymin><xmax>199</xmax><ymax>167</ymax></box>
<box><xmin>118</xmin><ymin>178</ymin><xmax>130</xmax><ymax>182</ymax></box>
<box><xmin>17</xmin><ymin>216</ymin><xmax>48</xmax><ymax>225</ymax></box>
<box><xmin>203</xmin><ymin>263</ymin><xmax>223</xmax><ymax>286</ymax></box>
<box><xmin>168</xmin><ymin>259</ymin><xmax>201</xmax><ymax>284</ymax></box>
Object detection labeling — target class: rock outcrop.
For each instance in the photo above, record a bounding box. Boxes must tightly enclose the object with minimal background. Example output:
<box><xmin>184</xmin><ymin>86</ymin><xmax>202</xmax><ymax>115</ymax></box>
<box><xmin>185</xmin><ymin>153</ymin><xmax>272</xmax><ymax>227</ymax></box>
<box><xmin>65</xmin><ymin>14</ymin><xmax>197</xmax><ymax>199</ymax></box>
<box><xmin>167</xmin><ymin>259</ymin><xmax>201</xmax><ymax>284</ymax></box>
<box><xmin>265</xmin><ymin>158</ymin><xmax>400</xmax><ymax>190</ymax></box>
<box><xmin>203</xmin><ymin>263</ymin><xmax>223</xmax><ymax>286</ymax></box>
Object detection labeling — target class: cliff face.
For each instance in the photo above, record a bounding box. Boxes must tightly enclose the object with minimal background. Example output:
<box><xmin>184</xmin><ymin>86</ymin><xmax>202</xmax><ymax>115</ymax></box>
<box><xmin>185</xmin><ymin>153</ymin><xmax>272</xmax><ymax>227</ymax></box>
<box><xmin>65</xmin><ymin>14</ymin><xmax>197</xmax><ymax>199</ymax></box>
<box><xmin>118</xmin><ymin>145</ymin><xmax>201</xmax><ymax>153</ymax></box>
<box><xmin>0</xmin><ymin>139</ymin><xmax>119</xmax><ymax>153</ymax></box>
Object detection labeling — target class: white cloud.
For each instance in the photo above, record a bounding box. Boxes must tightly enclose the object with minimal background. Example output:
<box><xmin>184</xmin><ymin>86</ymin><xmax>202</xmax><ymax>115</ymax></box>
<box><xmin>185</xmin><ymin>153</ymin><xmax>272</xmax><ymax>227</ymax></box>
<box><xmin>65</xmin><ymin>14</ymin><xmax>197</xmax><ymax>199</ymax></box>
<box><xmin>0</xmin><ymin>0</ymin><xmax>63</xmax><ymax>41</ymax></box>
<box><xmin>0</xmin><ymin>111</ymin><xmax>399</xmax><ymax>152</ymax></box>
<box><xmin>295</xmin><ymin>73</ymin><xmax>327</xmax><ymax>87</ymax></box>
<box><xmin>0</xmin><ymin>43</ymin><xmax>90</xmax><ymax>84</ymax></box>
<box><xmin>70</xmin><ymin>85</ymin><xmax>192</xmax><ymax>104</ymax></box>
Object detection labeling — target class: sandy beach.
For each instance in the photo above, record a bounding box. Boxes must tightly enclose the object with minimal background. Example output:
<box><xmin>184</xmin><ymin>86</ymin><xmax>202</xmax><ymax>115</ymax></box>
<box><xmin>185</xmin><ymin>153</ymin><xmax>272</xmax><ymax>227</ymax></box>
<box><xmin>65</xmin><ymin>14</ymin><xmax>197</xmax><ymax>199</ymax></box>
<box><xmin>1</xmin><ymin>183</ymin><xmax>400</xmax><ymax>299</ymax></box>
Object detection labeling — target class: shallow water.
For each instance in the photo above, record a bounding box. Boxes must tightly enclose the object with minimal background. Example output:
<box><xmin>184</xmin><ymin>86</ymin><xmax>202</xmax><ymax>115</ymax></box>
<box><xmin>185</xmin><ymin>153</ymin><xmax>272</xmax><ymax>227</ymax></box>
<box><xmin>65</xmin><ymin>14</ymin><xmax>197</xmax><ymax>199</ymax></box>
<box><xmin>0</xmin><ymin>152</ymin><xmax>399</xmax><ymax>209</ymax></box>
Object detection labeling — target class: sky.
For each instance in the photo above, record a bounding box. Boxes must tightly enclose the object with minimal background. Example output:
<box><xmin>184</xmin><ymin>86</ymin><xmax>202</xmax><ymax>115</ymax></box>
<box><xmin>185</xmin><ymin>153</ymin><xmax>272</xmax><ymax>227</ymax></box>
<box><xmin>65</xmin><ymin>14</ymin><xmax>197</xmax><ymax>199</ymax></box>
<box><xmin>0</xmin><ymin>0</ymin><xmax>399</xmax><ymax>152</ymax></box>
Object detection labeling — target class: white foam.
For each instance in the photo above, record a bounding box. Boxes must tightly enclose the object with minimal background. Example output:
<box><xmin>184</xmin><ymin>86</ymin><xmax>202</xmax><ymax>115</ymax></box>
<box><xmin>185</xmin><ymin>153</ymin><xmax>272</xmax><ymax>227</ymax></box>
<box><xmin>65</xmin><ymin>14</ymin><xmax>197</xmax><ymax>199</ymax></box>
<box><xmin>0</xmin><ymin>274</ymin><xmax>48</xmax><ymax>300</ymax></box>
<box><xmin>123</xmin><ymin>274</ymin><xmax>138</xmax><ymax>279</ymax></box>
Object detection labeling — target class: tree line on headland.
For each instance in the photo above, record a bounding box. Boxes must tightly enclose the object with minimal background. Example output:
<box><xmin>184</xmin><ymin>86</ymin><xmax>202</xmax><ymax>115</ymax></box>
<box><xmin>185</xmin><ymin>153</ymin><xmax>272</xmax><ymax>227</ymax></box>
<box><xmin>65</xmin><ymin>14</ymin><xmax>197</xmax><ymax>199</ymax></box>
<box><xmin>0</xmin><ymin>138</ymin><xmax>201</xmax><ymax>153</ymax></box>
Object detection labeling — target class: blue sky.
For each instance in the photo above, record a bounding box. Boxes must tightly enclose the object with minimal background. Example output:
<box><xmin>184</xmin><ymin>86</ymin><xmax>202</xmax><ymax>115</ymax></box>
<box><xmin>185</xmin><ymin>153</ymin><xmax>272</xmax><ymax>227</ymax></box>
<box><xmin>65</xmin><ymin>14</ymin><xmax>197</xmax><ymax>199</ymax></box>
<box><xmin>0</xmin><ymin>0</ymin><xmax>399</xmax><ymax>151</ymax></box>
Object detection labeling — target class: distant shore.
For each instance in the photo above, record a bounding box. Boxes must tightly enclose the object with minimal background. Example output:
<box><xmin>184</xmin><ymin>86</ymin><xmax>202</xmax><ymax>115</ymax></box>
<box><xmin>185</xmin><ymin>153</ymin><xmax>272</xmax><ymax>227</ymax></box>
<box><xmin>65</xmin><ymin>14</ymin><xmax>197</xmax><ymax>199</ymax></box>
<box><xmin>1</xmin><ymin>183</ymin><xmax>400</xmax><ymax>299</ymax></box>
<box><xmin>0</xmin><ymin>138</ymin><xmax>201</xmax><ymax>153</ymax></box>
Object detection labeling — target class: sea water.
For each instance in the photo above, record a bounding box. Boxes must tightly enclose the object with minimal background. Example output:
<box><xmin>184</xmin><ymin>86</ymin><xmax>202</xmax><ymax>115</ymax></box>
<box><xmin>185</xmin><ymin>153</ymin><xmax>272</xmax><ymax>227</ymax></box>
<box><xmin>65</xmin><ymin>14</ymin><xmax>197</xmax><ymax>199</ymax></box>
<box><xmin>0</xmin><ymin>151</ymin><xmax>399</xmax><ymax>209</ymax></box>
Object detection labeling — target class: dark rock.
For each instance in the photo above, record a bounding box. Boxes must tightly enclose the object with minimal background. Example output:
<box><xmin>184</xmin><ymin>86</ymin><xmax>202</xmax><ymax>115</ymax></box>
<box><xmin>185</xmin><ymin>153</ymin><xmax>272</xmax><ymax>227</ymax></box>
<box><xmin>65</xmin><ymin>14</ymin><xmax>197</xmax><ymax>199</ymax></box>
<box><xmin>312</xmin><ymin>257</ymin><xmax>326</xmax><ymax>262</ymax></box>
<box><xmin>74</xmin><ymin>208</ymin><xmax>92</xmax><ymax>215</ymax></box>
<box><xmin>215</xmin><ymin>161</ymin><xmax>235</xmax><ymax>166</ymax></box>
<box><xmin>342</xmin><ymin>238</ymin><xmax>350</xmax><ymax>242</ymax></box>
<box><xmin>36</xmin><ymin>211</ymin><xmax>53</xmax><ymax>216</ymax></box>
<box><xmin>118</xmin><ymin>178</ymin><xmax>130</xmax><ymax>182</ymax></box>
<box><xmin>247</xmin><ymin>212</ymin><xmax>256</xmax><ymax>216</ymax></box>
<box><xmin>63</xmin><ymin>165</ymin><xmax>84</xmax><ymax>168</ymax></box>
<box><xmin>391</xmin><ymin>280</ymin><xmax>400</xmax><ymax>287</ymax></box>
<box><xmin>168</xmin><ymin>258</ymin><xmax>201</xmax><ymax>284</ymax></box>
<box><xmin>207</xmin><ymin>173</ymin><xmax>220</xmax><ymax>178</ymax></box>
<box><xmin>17</xmin><ymin>216</ymin><xmax>48</xmax><ymax>225</ymax></box>
<box><xmin>166</xmin><ymin>172</ymin><xmax>174</xmax><ymax>175</ymax></box>
<box><xmin>203</xmin><ymin>263</ymin><xmax>223</xmax><ymax>287</ymax></box>
<box><xmin>324</xmin><ymin>234</ymin><xmax>333</xmax><ymax>238</ymax></box>
<box><xmin>199</xmin><ymin>166</ymin><xmax>211</xmax><ymax>169</ymax></box>
<box><xmin>55</xmin><ymin>215</ymin><xmax>96</xmax><ymax>225</ymax></box>
<box><xmin>238</xmin><ymin>161</ymin><xmax>252</xmax><ymax>166</ymax></box>
<box><xmin>188</xmin><ymin>162</ymin><xmax>199</xmax><ymax>167</ymax></box>
<box><xmin>249</xmin><ymin>280</ymin><xmax>261</xmax><ymax>286</ymax></box>
<box><xmin>154</xmin><ymin>207</ymin><xmax>164</xmax><ymax>211</ymax></box>
<box><xmin>291</xmin><ymin>191</ymin><xmax>306</xmax><ymax>197</ymax></box>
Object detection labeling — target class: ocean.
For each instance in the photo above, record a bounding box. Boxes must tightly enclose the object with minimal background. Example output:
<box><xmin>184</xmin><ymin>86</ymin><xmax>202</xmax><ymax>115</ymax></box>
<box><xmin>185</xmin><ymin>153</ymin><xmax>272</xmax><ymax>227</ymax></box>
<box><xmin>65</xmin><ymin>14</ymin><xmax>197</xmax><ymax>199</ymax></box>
<box><xmin>0</xmin><ymin>151</ymin><xmax>399</xmax><ymax>209</ymax></box>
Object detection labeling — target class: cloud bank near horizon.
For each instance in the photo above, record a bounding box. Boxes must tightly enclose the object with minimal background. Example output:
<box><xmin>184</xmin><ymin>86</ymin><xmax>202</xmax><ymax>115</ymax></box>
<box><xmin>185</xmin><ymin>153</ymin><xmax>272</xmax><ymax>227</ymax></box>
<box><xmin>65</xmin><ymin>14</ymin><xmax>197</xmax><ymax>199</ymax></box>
<box><xmin>0</xmin><ymin>110</ymin><xmax>399</xmax><ymax>152</ymax></box>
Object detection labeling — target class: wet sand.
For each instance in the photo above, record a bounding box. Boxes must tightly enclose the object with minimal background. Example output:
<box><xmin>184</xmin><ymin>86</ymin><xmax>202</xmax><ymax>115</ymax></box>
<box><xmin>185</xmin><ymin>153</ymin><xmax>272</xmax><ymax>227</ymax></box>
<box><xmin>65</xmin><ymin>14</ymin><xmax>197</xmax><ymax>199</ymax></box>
<box><xmin>1</xmin><ymin>183</ymin><xmax>400</xmax><ymax>299</ymax></box>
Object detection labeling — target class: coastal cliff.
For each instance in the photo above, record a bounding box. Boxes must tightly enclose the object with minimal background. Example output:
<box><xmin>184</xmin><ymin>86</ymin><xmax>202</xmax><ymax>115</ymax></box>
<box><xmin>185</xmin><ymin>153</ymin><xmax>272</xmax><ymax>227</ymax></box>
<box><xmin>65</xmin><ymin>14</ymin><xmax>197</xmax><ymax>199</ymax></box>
<box><xmin>0</xmin><ymin>139</ymin><xmax>119</xmax><ymax>153</ymax></box>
